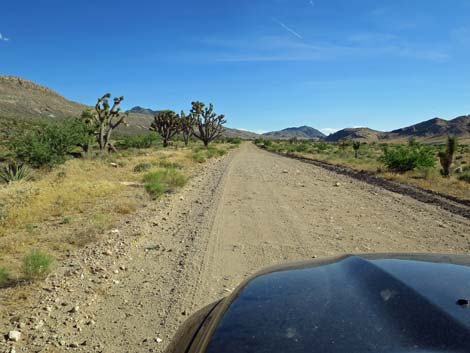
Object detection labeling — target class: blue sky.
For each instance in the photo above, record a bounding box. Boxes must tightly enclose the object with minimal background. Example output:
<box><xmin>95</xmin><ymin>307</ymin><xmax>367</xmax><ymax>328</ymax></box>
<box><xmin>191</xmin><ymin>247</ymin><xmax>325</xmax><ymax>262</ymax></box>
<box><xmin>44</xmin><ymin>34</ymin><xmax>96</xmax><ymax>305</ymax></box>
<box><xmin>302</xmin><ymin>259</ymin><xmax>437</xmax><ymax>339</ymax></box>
<box><xmin>1</xmin><ymin>0</ymin><xmax>470</xmax><ymax>134</ymax></box>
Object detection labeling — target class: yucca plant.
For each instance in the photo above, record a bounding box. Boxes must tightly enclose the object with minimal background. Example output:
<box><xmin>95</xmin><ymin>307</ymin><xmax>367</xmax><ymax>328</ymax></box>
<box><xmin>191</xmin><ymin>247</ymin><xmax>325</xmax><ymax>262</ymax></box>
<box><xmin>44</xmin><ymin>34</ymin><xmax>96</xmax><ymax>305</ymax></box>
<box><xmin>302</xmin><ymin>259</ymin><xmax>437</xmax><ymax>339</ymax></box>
<box><xmin>0</xmin><ymin>162</ymin><xmax>31</xmax><ymax>183</ymax></box>
<box><xmin>438</xmin><ymin>136</ymin><xmax>457</xmax><ymax>177</ymax></box>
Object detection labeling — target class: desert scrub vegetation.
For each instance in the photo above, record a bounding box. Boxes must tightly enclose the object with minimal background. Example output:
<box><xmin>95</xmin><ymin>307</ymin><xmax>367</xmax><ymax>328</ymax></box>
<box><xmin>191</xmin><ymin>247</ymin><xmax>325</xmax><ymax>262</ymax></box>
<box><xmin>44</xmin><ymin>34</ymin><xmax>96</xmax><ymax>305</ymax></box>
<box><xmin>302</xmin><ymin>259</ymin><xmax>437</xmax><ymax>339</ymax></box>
<box><xmin>143</xmin><ymin>169</ymin><xmax>187</xmax><ymax>199</ymax></box>
<box><xmin>191</xmin><ymin>145</ymin><xmax>228</xmax><ymax>163</ymax></box>
<box><xmin>22</xmin><ymin>249</ymin><xmax>54</xmax><ymax>281</ymax></box>
<box><xmin>0</xmin><ymin>162</ymin><xmax>31</xmax><ymax>183</ymax></box>
<box><xmin>134</xmin><ymin>162</ymin><xmax>153</xmax><ymax>173</ymax></box>
<box><xmin>0</xmin><ymin>266</ymin><xmax>9</xmax><ymax>286</ymax></box>
<box><xmin>254</xmin><ymin>138</ymin><xmax>470</xmax><ymax>200</ymax></box>
<box><xmin>379</xmin><ymin>144</ymin><xmax>435</xmax><ymax>173</ymax></box>
<box><xmin>0</xmin><ymin>92</ymin><xmax>232</xmax><ymax>284</ymax></box>
<box><xmin>0</xmin><ymin>141</ymin><xmax>226</xmax><ymax>281</ymax></box>
<box><xmin>10</xmin><ymin>118</ymin><xmax>90</xmax><ymax>168</ymax></box>
<box><xmin>117</xmin><ymin>132</ymin><xmax>161</xmax><ymax>150</ymax></box>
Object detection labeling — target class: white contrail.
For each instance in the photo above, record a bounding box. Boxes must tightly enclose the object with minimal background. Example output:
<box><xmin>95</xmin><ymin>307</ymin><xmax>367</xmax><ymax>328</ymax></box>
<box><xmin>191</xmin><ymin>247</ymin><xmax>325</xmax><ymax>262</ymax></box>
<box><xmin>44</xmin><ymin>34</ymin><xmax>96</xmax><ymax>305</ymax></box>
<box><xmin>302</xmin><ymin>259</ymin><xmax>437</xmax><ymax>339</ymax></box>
<box><xmin>0</xmin><ymin>33</ymin><xmax>9</xmax><ymax>41</ymax></box>
<box><xmin>272</xmin><ymin>18</ymin><xmax>303</xmax><ymax>39</ymax></box>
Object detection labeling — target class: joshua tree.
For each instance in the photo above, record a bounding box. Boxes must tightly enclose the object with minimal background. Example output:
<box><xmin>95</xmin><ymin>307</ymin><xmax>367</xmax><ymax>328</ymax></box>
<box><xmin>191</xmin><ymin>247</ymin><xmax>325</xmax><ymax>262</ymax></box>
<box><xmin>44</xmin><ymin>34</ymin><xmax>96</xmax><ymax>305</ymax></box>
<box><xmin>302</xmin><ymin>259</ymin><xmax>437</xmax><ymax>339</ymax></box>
<box><xmin>190</xmin><ymin>101</ymin><xmax>226</xmax><ymax>147</ymax></box>
<box><xmin>180</xmin><ymin>110</ymin><xmax>196</xmax><ymax>146</ymax></box>
<box><xmin>438</xmin><ymin>136</ymin><xmax>458</xmax><ymax>177</ymax></box>
<box><xmin>83</xmin><ymin>94</ymin><xmax>128</xmax><ymax>152</ymax></box>
<box><xmin>150</xmin><ymin>110</ymin><xmax>181</xmax><ymax>147</ymax></box>
<box><xmin>79</xmin><ymin>109</ymin><xmax>97</xmax><ymax>153</ymax></box>
<box><xmin>352</xmin><ymin>141</ymin><xmax>361</xmax><ymax>159</ymax></box>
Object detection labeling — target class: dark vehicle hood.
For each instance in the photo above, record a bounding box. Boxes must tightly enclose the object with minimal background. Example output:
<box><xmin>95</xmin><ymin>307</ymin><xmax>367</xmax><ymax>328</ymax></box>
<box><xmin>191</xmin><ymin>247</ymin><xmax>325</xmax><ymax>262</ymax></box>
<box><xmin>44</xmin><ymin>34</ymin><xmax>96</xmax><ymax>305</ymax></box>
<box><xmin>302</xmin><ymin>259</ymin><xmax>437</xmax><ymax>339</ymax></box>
<box><xmin>167</xmin><ymin>254</ymin><xmax>470</xmax><ymax>353</ymax></box>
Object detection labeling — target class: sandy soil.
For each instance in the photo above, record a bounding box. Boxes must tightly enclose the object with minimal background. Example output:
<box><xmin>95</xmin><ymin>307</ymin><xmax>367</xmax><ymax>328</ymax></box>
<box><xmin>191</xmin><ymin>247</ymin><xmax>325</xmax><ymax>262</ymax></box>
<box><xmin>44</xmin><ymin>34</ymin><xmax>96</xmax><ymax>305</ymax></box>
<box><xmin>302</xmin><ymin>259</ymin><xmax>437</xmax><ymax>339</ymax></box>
<box><xmin>2</xmin><ymin>142</ymin><xmax>469</xmax><ymax>353</ymax></box>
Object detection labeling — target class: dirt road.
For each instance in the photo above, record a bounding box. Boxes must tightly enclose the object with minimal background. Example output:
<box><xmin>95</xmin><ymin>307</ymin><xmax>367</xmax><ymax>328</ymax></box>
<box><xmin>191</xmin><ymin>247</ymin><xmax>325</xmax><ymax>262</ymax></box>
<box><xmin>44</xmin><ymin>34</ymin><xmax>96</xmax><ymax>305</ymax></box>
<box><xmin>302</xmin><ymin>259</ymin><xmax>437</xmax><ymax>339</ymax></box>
<box><xmin>3</xmin><ymin>142</ymin><xmax>469</xmax><ymax>353</ymax></box>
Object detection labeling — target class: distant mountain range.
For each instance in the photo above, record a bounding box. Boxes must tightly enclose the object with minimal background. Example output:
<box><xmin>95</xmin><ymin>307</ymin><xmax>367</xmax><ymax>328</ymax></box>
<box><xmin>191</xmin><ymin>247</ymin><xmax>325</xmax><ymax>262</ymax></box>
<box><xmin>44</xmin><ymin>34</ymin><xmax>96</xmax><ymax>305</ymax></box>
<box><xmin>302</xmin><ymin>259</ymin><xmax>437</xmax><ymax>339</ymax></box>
<box><xmin>127</xmin><ymin>106</ymin><xmax>160</xmax><ymax>116</ymax></box>
<box><xmin>326</xmin><ymin>116</ymin><xmax>470</xmax><ymax>143</ymax></box>
<box><xmin>263</xmin><ymin>126</ymin><xmax>325</xmax><ymax>139</ymax></box>
<box><xmin>0</xmin><ymin>75</ymin><xmax>468</xmax><ymax>143</ymax></box>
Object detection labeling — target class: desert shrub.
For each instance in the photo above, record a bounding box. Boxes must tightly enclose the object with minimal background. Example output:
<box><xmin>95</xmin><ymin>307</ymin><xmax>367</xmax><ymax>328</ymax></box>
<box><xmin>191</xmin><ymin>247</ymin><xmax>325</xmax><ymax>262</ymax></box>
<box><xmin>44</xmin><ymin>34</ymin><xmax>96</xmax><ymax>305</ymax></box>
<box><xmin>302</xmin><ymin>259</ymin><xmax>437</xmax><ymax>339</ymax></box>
<box><xmin>11</xmin><ymin>119</ymin><xmax>89</xmax><ymax>168</ymax></box>
<box><xmin>207</xmin><ymin>146</ymin><xmax>227</xmax><ymax>158</ymax></box>
<box><xmin>379</xmin><ymin>145</ymin><xmax>436</xmax><ymax>173</ymax></box>
<box><xmin>438</xmin><ymin>136</ymin><xmax>457</xmax><ymax>177</ymax></box>
<box><xmin>117</xmin><ymin>133</ymin><xmax>160</xmax><ymax>149</ymax></box>
<box><xmin>0</xmin><ymin>267</ymin><xmax>9</xmax><ymax>286</ymax></box>
<box><xmin>458</xmin><ymin>167</ymin><xmax>470</xmax><ymax>183</ymax></box>
<box><xmin>192</xmin><ymin>152</ymin><xmax>206</xmax><ymax>163</ymax></box>
<box><xmin>134</xmin><ymin>162</ymin><xmax>153</xmax><ymax>173</ymax></box>
<box><xmin>22</xmin><ymin>250</ymin><xmax>54</xmax><ymax>280</ymax></box>
<box><xmin>143</xmin><ymin>169</ymin><xmax>187</xmax><ymax>199</ymax></box>
<box><xmin>419</xmin><ymin>166</ymin><xmax>439</xmax><ymax>181</ymax></box>
<box><xmin>294</xmin><ymin>143</ymin><xmax>309</xmax><ymax>153</ymax></box>
<box><xmin>192</xmin><ymin>146</ymin><xmax>226</xmax><ymax>161</ymax></box>
<box><xmin>316</xmin><ymin>142</ymin><xmax>330</xmax><ymax>152</ymax></box>
<box><xmin>0</xmin><ymin>162</ymin><xmax>31</xmax><ymax>183</ymax></box>
<box><xmin>255</xmin><ymin>139</ymin><xmax>272</xmax><ymax>148</ymax></box>
<box><xmin>289</xmin><ymin>137</ymin><xmax>299</xmax><ymax>144</ymax></box>
<box><xmin>159</xmin><ymin>159</ymin><xmax>183</xmax><ymax>169</ymax></box>
<box><xmin>263</xmin><ymin>139</ymin><xmax>273</xmax><ymax>147</ymax></box>
<box><xmin>226</xmin><ymin>137</ymin><xmax>242</xmax><ymax>145</ymax></box>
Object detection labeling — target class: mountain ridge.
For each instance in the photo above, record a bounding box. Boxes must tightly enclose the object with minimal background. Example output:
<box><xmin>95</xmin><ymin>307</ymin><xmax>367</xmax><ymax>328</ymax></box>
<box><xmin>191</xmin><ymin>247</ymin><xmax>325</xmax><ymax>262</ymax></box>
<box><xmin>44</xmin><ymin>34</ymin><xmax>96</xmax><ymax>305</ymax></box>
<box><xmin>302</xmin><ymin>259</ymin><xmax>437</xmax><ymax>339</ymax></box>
<box><xmin>326</xmin><ymin>116</ymin><xmax>470</xmax><ymax>143</ymax></box>
<box><xmin>1</xmin><ymin>76</ymin><xmax>468</xmax><ymax>142</ymax></box>
<box><xmin>263</xmin><ymin>125</ymin><xmax>325</xmax><ymax>139</ymax></box>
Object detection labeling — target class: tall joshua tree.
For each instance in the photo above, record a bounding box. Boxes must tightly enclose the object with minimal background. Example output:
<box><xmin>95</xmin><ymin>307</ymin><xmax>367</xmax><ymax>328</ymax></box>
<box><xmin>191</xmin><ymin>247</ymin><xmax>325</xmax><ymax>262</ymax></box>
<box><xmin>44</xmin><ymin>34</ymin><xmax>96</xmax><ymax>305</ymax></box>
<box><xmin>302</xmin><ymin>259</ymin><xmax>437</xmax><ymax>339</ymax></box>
<box><xmin>438</xmin><ymin>136</ymin><xmax>458</xmax><ymax>177</ymax></box>
<box><xmin>180</xmin><ymin>111</ymin><xmax>196</xmax><ymax>146</ymax></box>
<box><xmin>83</xmin><ymin>93</ymin><xmax>128</xmax><ymax>151</ymax></box>
<box><xmin>190</xmin><ymin>101</ymin><xmax>226</xmax><ymax>147</ymax></box>
<box><xmin>150</xmin><ymin>110</ymin><xmax>181</xmax><ymax>147</ymax></box>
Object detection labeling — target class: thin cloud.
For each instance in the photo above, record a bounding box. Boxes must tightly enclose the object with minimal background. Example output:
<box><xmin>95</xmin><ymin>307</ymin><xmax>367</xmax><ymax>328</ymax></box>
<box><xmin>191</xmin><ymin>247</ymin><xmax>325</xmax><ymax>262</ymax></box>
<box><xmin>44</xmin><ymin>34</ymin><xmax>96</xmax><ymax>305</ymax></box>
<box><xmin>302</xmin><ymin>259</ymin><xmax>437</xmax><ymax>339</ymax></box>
<box><xmin>0</xmin><ymin>33</ymin><xmax>10</xmax><ymax>41</ymax></box>
<box><xmin>320</xmin><ymin>128</ymin><xmax>338</xmax><ymax>136</ymax></box>
<box><xmin>272</xmin><ymin>18</ymin><xmax>303</xmax><ymax>39</ymax></box>
<box><xmin>238</xmin><ymin>128</ymin><xmax>267</xmax><ymax>134</ymax></box>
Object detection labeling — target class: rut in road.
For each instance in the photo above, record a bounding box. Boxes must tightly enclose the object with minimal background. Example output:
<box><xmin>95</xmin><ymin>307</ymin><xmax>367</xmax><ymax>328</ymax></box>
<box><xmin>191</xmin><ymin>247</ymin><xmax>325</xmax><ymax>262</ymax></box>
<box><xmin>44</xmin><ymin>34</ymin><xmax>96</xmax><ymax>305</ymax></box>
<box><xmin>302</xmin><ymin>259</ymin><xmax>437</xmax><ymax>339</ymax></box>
<box><xmin>4</xmin><ymin>142</ymin><xmax>469</xmax><ymax>353</ymax></box>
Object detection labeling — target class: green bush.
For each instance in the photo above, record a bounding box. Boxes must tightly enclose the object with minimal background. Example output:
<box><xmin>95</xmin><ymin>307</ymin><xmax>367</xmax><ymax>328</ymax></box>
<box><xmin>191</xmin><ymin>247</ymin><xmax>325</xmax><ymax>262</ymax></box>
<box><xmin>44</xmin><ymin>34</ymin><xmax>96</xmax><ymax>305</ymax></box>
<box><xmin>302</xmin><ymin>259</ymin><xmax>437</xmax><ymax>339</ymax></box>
<box><xmin>192</xmin><ymin>146</ymin><xmax>227</xmax><ymax>161</ymax></box>
<box><xmin>134</xmin><ymin>162</ymin><xmax>153</xmax><ymax>173</ymax></box>
<box><xmin>11</xmin><ymin>119</ymin><xmax>89</xmax><ymax>168</ymax></box>
<box><xmin>379</xmin><ymin>145</ymin><xmax>436</xmax><ymax>173</ymax></box>
<box><xmin>143</xmin><ymin>169</ymin><xmax>187</xmax><ymax>199</ymax></box>
<box><xmin>22</xmin><ymin>250</ymin><xmax>54</xmax><ymax>280</ymax></box>
<box><xmin>192</xmin><ymin>152</ymin><xmax>206</xmax><ymax>163</ymax></box>
<box><xmin>0</xmin><ymin>267</ymin><xmax>9</xmax><ymax>286</ymax></box>
<box><xmin>294</xmin><ymin>143</ymin><xmax>309</xmax><ymax>153</ymax></box>
<box><xmin>159</xmin><ymin>159</ymin><xmax>183</xmax><ymax>169</ymax></box>
<box><xmin>254</xmin><ymin>138</ymin><xmax>272</xmax><ymax>147</ymax></box>
<box><xmin>0</xmin><ymin>162</ymin><xmax>31</xmax><ymax>183</ymax></box>
<box><xmin>117</xmin><ymin>133</ymin><xmax>160</xmax><ymax>149</ymax></box>
<box><xmin>315</xmin><ymin>142</ymin><xmax>330</xmax><ymax>152</ymax></box>
<box><xmin>226</xmin><ymin>137</ymin><xmax>242</xmax><ymax>145</ymax></box>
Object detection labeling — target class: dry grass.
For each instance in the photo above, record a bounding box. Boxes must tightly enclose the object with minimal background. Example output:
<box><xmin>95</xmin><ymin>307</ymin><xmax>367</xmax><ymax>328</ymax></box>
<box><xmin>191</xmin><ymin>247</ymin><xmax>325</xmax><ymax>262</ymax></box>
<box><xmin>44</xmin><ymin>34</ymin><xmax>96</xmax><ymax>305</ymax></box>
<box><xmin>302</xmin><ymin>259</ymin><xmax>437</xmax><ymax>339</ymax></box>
<box><xmin>261</xmin><ymin>140</ymin><xmax>470</xmax><ymax>200</ymax></box>
<box><xmin>0</xmin><ymin>143</ymin><xmax>220</xmax><ymax>277</ymax></box>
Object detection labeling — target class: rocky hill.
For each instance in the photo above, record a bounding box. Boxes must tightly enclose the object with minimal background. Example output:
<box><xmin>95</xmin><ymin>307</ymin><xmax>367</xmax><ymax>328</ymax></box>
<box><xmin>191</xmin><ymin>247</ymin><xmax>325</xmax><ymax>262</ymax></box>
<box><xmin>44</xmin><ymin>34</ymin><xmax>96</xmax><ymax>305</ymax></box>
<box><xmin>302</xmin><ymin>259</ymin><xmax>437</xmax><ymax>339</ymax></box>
<box><xmin>387</xmin><ymin>116</ymin><xmax>470</xmax><ymax>141</ymax></box>
<box><xmin>0</xmin><ymin>75</ymin><xmax>87</xmax><ymax>119</ymax></box>
<box><xmin>325</xmin><ymin>128</ymin><xmax>385</xmax><ymax>142</ymax></box>
<box><xmin>263</xmin><ymin>126</ymin><xmax>325</xmax><ymax>139</ymax></box>
<box><xmin>1</xmin><ymin>76</ymin><xmax>468</xmax><ymax>143</ymax></box>
<box><xmin>326</xmin><ymin>117</ymin><xmax>470</xmax><ymax>143</ymax></box>
<box><xmin>127</xmin><ymin>106</ymin><xmax>160</xmax><ymax>116</ymax></box>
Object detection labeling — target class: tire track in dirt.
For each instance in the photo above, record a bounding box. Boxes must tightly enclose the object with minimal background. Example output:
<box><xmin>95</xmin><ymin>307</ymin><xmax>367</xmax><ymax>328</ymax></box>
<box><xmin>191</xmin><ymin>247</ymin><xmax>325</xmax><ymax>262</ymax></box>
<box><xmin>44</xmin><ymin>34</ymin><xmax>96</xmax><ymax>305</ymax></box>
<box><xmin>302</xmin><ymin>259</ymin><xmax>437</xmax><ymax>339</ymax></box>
<box><xmin>187</xmin><ymin>143</ymin><xmax>470</xmax><ymax>314</ymax></box>
<box><xmin>3</xmin><ymin>142</ymin><xmax>469</xmax><ymax>353</ymax></box>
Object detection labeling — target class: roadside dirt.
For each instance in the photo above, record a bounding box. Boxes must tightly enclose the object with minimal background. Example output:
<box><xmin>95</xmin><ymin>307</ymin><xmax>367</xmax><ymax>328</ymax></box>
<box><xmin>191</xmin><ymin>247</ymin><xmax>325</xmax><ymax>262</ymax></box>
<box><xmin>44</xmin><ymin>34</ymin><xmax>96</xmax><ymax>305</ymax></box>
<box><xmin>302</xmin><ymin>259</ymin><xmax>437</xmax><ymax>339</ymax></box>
<box><xmin>2</xmin><ymin>142</ymin><xmax>469</xmax><ymax>353</ymax></box>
